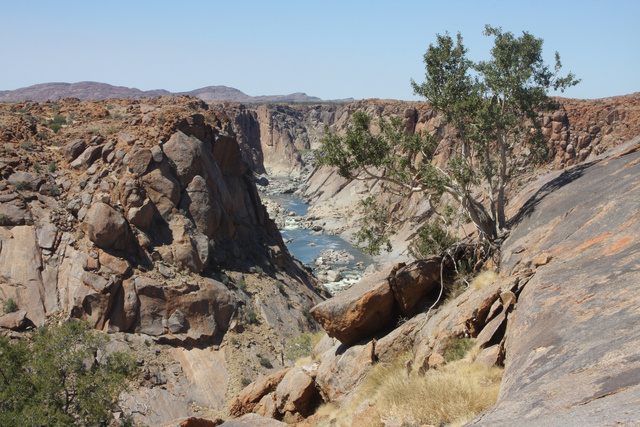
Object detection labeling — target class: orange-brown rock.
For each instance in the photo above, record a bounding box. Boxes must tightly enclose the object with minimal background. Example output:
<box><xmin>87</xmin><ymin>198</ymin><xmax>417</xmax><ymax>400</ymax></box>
<box><xmin>81</xmin><ymin>202</ymin><xmax>129</xmax><ymax>249</ymax></box>
<box><xmin>310</xmin><ymin>265</ymin><xmax>398</xmax><ymax>346</ymax></box>
<box><xmin>229</xmin><ymin>368</ymin><xmax>291</xmax><ymax>417</ymax></box>
<box><xmin>390</xmin><ymin>256</ymin><xmax>442</xmax><ymax>317</ymax></box>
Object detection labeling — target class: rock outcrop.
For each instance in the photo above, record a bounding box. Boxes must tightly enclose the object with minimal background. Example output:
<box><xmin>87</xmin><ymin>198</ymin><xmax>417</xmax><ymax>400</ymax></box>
<box><xmin>0</xmin><ymin>97</ymin><xmax>325</xmax><ymax>425</ymax></box>
<box><xmin>263</xmin><ymin>136</ymin><xmax>640</xmax><ymax>425</ymax></box>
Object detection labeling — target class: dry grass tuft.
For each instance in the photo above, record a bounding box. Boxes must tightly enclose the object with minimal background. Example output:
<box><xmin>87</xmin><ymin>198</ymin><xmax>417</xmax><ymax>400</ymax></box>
<box><xmin>315</xmin><ymin>349</ymin><xmax>502</xmax><ymax>426</ymax></box>
<box><xmin>471</xmin><ymin>270</ymin><xmax>498</xmax><ymax>290</ymax></box>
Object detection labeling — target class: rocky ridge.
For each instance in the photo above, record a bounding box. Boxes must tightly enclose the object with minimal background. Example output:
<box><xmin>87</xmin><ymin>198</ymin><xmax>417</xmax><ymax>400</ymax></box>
<box><xmin>0</xmin><ymin>81</ymin><xmax>355</xmax><ymax>104</ymax></box>
<box><xmin>0</xmin><ymin>96</ymin><xmax>326</xmax><ymax>424</ymax></box>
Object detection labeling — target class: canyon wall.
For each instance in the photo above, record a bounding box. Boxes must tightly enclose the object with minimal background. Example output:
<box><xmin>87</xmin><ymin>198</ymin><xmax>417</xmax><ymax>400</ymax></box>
<box><xmin>0</xmin><ymin>97</ymin><xmax>325</xmax><ymax>424</ymax></box>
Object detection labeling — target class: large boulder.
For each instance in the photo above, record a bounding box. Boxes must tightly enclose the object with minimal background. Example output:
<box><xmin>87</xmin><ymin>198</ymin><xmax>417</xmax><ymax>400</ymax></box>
<box><xmin>273</xmin><ymin>367</ymin><xmax>319</xmax><ymax>417</ymax></box>
<box><xmin>81</xmin><ymin>202</ymin><xmax>129</xmax><ymax>249</ymax></box>
<box><xmin>133</xmin><ymin>276</ymin><xmax>238</xmax><ymax>344</ymax></box>
<box><xmin>179</xmin><ymin>175</ymin><xmax>218</xmax><ymax>237</ymax></box>
<box><xmin>229</xmin><ymin>369</ymin><xmax>291</xmax><ymax>418</ymax></box>
<box><xmin>390</xmin><ymin>256</ymin><xmax>442</xmax><ymax>317</ymax></box>
<box><xmin>310</xmin><ymin>264</ymin><xmax>398</xmax><ymax>346</ymax></box>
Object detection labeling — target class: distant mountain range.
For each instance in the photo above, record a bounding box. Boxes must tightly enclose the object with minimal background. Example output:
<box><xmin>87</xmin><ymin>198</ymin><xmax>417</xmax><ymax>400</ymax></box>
<box><xmin>0</xmin><ymin>82</ymin><xmax>355</xmax><ymax>104</ymax></box>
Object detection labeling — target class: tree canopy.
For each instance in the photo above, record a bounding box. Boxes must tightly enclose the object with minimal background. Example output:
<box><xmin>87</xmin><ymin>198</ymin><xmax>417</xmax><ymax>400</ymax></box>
<box><xmin>317</xmin><ymin>25</ymin><xmax>579</xmax><ymax>255</ymax></box>
<box><xmin>0</xmin><ymin>321</ymin><xmax>137</xmax><ymax>426</ymax></box>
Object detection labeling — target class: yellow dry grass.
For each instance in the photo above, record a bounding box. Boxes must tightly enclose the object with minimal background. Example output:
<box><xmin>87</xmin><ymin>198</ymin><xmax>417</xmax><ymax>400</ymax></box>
<box><xmin>471</xmin><ymin>270</ymin><xmax>499</xmax><ymax>290</ymax></box>
<box><xmin>315</xmin><ymin>349</ymin><xmax>503</xmax><ymax>427</ymax></box>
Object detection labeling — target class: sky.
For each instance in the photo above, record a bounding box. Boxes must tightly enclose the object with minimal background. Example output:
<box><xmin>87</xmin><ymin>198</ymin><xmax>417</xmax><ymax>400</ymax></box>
<box><xmin>1</xmin><ymin>0</ymin><xmax>638</xmax><ymax>101</ymax></box>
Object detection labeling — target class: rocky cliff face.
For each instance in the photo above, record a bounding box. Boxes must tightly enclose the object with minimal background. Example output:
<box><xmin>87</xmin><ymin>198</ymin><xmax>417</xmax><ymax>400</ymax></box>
<box><xmin>237</xmin><ymin>95</ymin><xmax>640</xmax><ymax>265</ymax></box>
<box><xmin>0</xmin><ymin>96</ymin><xmax>325</xmax><ymax>424</ymax></box>
<box><xmin>228</xmin><ymin>135</ymin><xmax>640</xmax><ymax>426</ymax></box>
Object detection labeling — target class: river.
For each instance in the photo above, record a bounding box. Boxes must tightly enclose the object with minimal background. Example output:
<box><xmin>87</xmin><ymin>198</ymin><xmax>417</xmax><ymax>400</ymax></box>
<box><xmin>267</xmin><ymin>193</ymin><xmax>373</xmax><ymax>294</ymax></box>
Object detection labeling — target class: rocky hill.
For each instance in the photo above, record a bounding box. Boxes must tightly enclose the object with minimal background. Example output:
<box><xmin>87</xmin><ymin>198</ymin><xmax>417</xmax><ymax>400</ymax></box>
<box><xmin>0</xmin><ymin>81</ymin><xmax>355</xmax><ymax>104</ymax></box>
<box><xmin>0</xmin><ymin>96</ymin><xmax>326</xmax><ymax>424</ymax></box>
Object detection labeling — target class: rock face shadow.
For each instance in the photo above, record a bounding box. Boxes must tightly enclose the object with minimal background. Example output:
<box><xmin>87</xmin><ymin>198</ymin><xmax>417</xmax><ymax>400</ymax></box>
<box><xmin>508</xmin><ymin>160</ymin><xmax>596</xmax><ymax>229</ymax></box>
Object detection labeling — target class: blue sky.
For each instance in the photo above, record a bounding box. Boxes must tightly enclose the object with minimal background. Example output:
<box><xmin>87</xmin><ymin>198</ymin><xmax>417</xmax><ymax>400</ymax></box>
<box><xmin>1</xmin><ymin>0</ymin><xmax>638</xmax><ymax>100</ymax></box>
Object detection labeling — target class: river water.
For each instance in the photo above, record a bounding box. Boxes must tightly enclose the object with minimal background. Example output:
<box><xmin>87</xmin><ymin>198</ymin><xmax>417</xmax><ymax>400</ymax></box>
<box><xmin>268</xmin><ymin>193</ymin><xmax>373</xmax><ymax>294</ymax></box>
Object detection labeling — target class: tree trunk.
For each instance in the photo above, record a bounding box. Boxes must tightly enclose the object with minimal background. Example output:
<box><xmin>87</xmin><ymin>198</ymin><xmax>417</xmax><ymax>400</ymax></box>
<box><xmin>462</xmin><ymin>194</ymin><xmax>496</xmax><ymax>240</ymax></box>
<box><xmin>496</xmin><ymin>132</ymin><xmax>508</xmax><ymax>230</ymax></box>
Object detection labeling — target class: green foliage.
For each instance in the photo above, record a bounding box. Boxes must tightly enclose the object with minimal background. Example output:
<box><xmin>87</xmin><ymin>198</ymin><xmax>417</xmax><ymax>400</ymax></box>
<box><xmin>319</xmin><ymin>26</ymin><xmax>579</xmax><ymax>254</ymax></box>
<box><xmin>408</xmin><ymin>217</ymin><xmax>456</xmax><ymax>259</ymax></box>
<box><xmin>237</xmin><ymin>279</ymin><xmax>247</xmax><ymax>292</ymax></box>
<box><xmin>3</xmin><ymin>298</ymin><xmax>18</xmax><ymax>313</ymax></box>
<box><xmin>0</xmin><ymin>321</ymin><xmax>137</xmax><ymax>426</ymax></box>
<box><xmin>46</xmin><ymin>185</ymin><xmax>61</xmax><ymax>197</ymax></box>
<box><xmin>0</xmin><ymin>214</ymin><xmax>9</xmax><ymax>226</ymax></box>
<box><xmin>285</xmin><ymin>333</ymin><xmax>314</xmax><ymax>362</ymax></box>
<box><xmin>246</xmin><ymin>310</ymin><xmax>258</xmax><ymax>324</ymax></box>
<box><xmin>240</xmin><ymin>377</ymin><xmax>252</xmax><ymax>388</ymax></box>
<box><xmin>48</xmin><ymin>162</ymin><xmax>57</xmax><ymax>173</ymax></box>
<box><xmin>444</xmin><ymin>337</ymin><xmax>475</xmax><ymax>362</ymax></box>
<box><xmin>19</xmin><ymin>141</ymin><xmax>33</xmax><ymax>151</ymax></box>
<box><xmin>259</xmin><ymin>357</ymin><xmax>273</xmax><ymax>369</ymax></box>
<box><xmin>15</xmin><ymin>181</ymin><xmax>30</xmax><ymax>191</ymax></box>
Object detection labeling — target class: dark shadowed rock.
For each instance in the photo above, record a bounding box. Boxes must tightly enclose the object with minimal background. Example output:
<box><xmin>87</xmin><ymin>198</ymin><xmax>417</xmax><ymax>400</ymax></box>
<box><xmin>0</xmin><ymin>309</ymin><xmax>28</xmax><ymax>330</ymax></box>
<box><xmin>390</xmin><ymin>256</ymin><xmax>442</xmax><ymax>317</ymax></box>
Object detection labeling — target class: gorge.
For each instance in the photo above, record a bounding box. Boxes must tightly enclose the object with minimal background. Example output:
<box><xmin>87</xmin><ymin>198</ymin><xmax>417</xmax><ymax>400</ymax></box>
<box><xmin>0</xmin><ymin>92</ymin><xmax>639</xmax><ymax>426</ymax></box>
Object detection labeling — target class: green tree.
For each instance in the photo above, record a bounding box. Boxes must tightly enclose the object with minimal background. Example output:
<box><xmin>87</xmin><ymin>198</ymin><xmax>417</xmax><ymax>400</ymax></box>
<box><xmin>0</xmin><ymin>321</ymin><xmax>136</xmax><ymax>426</ymax></box>
<box><xmin>318</xmin><ymin>26</ymin><xmax>579</xmax><ymax>253</ymax></box>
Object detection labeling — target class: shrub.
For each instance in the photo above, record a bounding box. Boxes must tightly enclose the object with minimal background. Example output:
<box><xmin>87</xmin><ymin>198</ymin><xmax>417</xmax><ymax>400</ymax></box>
<box><xmin>444</xmin><ymin>337</ymin><xmax>475</xmax><ymax>362</ymax></box>
<box><xmin>246</xmin><ymin>310</ymin><xmax>258</xmax><ymax>324</ymax></box>
<box><xmin>240</xmin><ymin>377</ymin><xmax>252</xmax><ymax>388</ymax></box>
<box><xmin>285</xmin><ymin>333</ymin><xmax>314</xmax><ymax>362</ymax></box>
<box><xmin>259</xmin><ymin>357</ymin><xmax>273</xmax><ymax>369</ymax></box>
<box><xmin>48</xmin><ymin>162</ymin><xmax>57</xmax><ymax>173</ymax></box>
<box><xmin>0</xmin><ymin>214</ymin><xmax>8</xmax><ymax>226</ymax></box>
<box><xmin>46</xmin><ymin>185</ymin><xmax>61</xmax><ymax>197</ymax></box>
<box><xmin>19</xmin><ymin>141</ymin><xmax>33</xmax><ymax>151</ymax></box>
<box><xmin>409</xmin><ymin>218</ymin><xmax>456</xmax><ymax>259</ymax></box>
<box><xmin>15</xmin><ymin>181</ymin><xmax>30</xmax><ymax>191</ymax></box>
<box><xmin>0</xmin><ymin>321</ymin><xmax>137</xmax><ymax>426</ymax></box>
<box><xmin>237</xmin><ymin>279</ymin><xmax>247</xmax><ymax>292</ymax></box>
<box><xmin>471</xmin><ymin>270</ymin><xmax>499</xmax><ymax>290</ymax></box>
<box><xmin>3</xmin><ymin>298</ymin><xmax>18</xmax><ymax>313</ymax></box>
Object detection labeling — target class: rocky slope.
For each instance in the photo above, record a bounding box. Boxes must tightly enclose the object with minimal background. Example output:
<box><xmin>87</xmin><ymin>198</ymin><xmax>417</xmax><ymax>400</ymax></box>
<box><xmin>0</xmin><ymin>96</ymin><xmax>326</xmax><ymax>424</ymax></box>
<box><xmin>228</xmin><ymin>135</ymin><xmax>640</xmax><ymax>426</ymax></box>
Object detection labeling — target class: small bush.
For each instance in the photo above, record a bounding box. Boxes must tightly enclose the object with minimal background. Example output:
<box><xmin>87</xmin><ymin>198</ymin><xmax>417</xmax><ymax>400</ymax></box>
<box><xmin>285</xmin><ymin>333</ymin><xmax>314</xmax><ymax>362</ymax></box>
<box><xmin>219</xmin><ymin>273</ymin><xmax>230</xmax><ymax>286</ymax></box>
<box><xmin>237</xmin><ymin>279</ymin><xmax>247</xmax><ymax>292</ymax></box>
<box><xmin>3</xmin><ymin>298</ymin><xmax>18</xmax><ymax>313</ymax></box>
<box><xmin>259</xmin><ymin>357</ymin><xmax>273</xmax><ymax>369</ymax></box>
<box><xmin>46</xmin><ymin>185</ymin><xmax>61</xmax><ymax>197</ymax></box>
<box><xmin>246</xmin><ymin>310</ymin><xmax>257</xmax><ymax>324</ymax></box>
<box><xmin>19</xmin><ymin>141</ymin><xmax>33</xmax><ymax>151</ymax></box>
<box><xmin>471</xmin><ymin>270</ymin><xmax>498</xmax><ymax>290</ymax></box>
<box><xmin>48</xmin><ymin>162</ymin><xmax>57</xmax><ymax>173</ymax></box>
<box><xmin>15</xmin><ymin>181</ymin><xmax>30</xmax><ymax>191</ymax></box>
<box><xmin>0</xmin><ymin>214</ymin><xmax>8</xmax><ymax>226</ymax></box>
<box><xmin>240</xmin><ymin>377</ymin><xmax>252</xmax><ymax>388</ymax></box>
<box><xmin>409</xmin><ymin>218</ymin><xmax>456</xmax><ymax>259</ymax></box>
<box><xmin>444</xmin><ymin>337</ymin><xmax>475</xmax><ymax>363</ymax></box>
